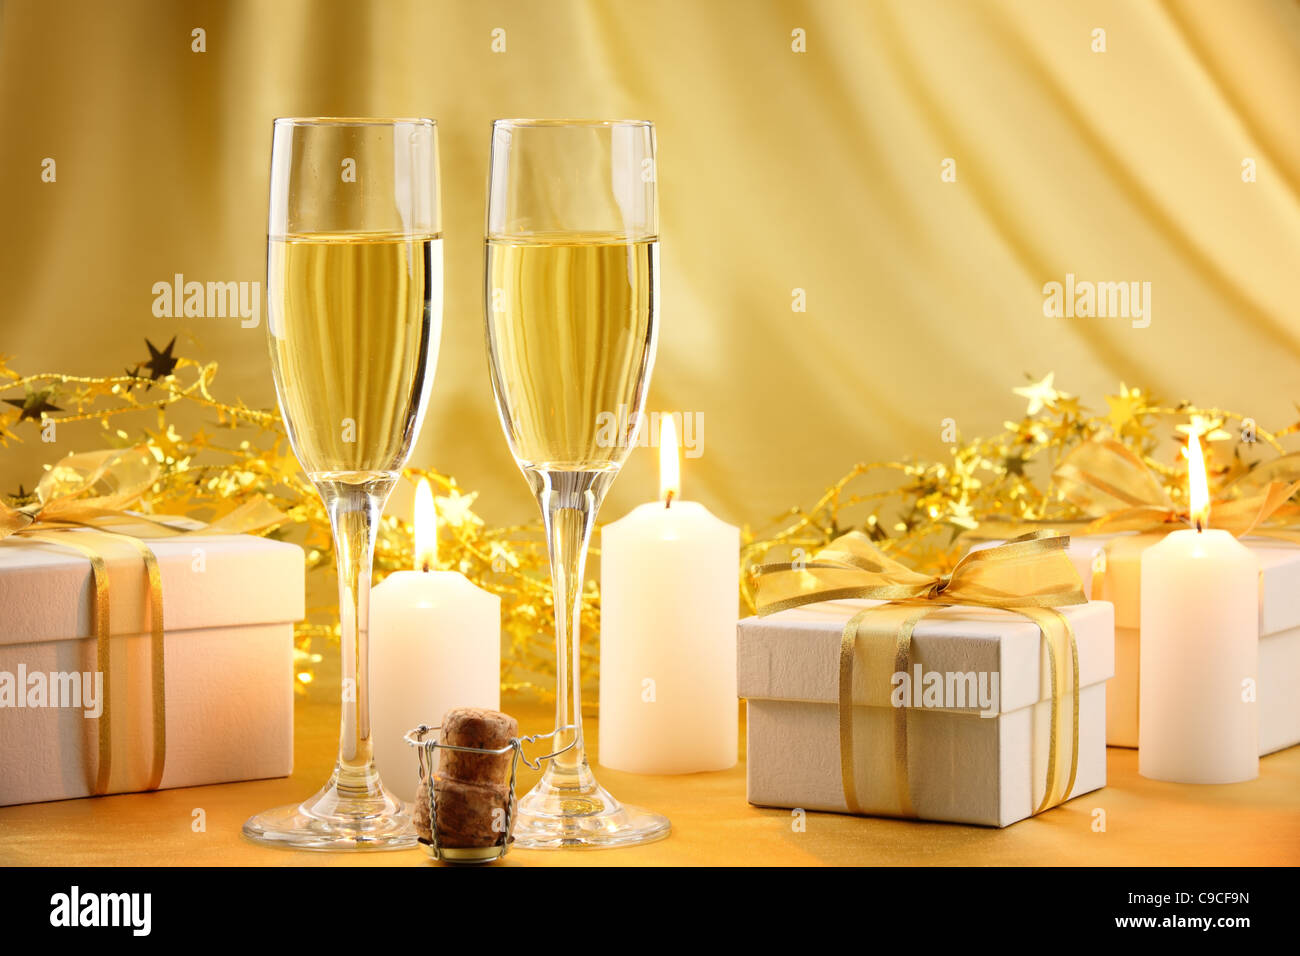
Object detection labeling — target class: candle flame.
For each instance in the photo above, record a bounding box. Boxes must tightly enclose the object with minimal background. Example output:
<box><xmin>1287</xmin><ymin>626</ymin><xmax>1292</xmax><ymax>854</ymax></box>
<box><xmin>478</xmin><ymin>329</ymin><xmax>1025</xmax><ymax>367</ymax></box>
<box><xmin>1187</xmin><ymin>430</ymin><xmax>1210</xmax><ymax>531</ymax></box>
<box><xmin>414</xmin><ymin>478</ymin><xmax>437</xmax><ymax>571</ymax></box>
<box><xmin>659</xmin><ymin>414</ymin><xmax>680</xmax><ymax>505</ymax></box>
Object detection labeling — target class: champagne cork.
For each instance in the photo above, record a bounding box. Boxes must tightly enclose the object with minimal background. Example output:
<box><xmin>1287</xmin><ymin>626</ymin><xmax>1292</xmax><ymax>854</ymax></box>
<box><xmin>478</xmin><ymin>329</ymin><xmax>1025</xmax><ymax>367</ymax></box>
<box><xmin>416</xmin><ymin>707</ymin><xmax>519</xmax><ymax>853</ymax></box>
<box><xmin>432</xmin><ymin>778</ymin><xmax>515</xmax><ymax>848</ymax></box>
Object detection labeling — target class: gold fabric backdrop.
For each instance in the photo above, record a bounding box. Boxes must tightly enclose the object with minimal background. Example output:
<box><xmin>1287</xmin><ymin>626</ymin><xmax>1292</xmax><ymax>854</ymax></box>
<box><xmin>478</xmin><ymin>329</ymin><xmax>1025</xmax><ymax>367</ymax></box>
<box><xmin>3</xmin><ymin>0</ymin><xmax>1299</xmax><ymax>528</ymax></box>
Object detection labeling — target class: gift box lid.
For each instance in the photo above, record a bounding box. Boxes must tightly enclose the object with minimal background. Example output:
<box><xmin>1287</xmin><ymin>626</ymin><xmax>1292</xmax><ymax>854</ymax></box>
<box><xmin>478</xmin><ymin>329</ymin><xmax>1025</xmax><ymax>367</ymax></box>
<box><xmin>0</xmin><ymin>527</ymin><xmax>304</xmax><ymax>646</ymax></box>
<box><xmin>1252</xmin><ymin>540</ymin><xmax>1300</xmax><ymax>635</ymax></box>
<box><xmin>738</xmin><ymin>599</ymin><xmax>1114</xmax><ymax>715</ymax></box>
<box><xmin>1067</xmin><ymin>533</ymin><xmax>1300</xmax><ymax>634</ymax></box>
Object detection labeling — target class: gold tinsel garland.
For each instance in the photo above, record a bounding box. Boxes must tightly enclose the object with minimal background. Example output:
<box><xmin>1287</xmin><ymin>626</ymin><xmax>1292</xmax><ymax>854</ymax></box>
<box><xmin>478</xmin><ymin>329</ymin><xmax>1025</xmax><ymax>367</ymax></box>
<box><xmin>4</xmin><ymin>350</ymin><xmax>1297</xmax><ymax>698</ymax></box>
<box><xmin>738</xmin><ymin>374</ymin><xmax>1300</xmax><ymax>612</ymax></box>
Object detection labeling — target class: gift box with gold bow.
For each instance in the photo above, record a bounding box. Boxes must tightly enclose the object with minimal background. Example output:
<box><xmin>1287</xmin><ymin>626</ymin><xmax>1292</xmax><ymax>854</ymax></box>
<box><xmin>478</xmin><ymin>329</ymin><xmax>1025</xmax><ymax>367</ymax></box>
<box><xmin>739</xmin><ymin>533</ymin><xmax>1114</xmax><ymax>827</ymax></box>
<box><xmin>1045</xmin><ymin>440</ymin><xmax>1300</xmax><ymax>752</ymax></box>
<box><xmin>0</xmin><ymin>448</ymin><xmax>302</xmax><ymax>806</ymax></box>
<box><xmin>1063</xmin><ymin>534</ymin><xmax>1300</xmax><ymax>752</ymax></box>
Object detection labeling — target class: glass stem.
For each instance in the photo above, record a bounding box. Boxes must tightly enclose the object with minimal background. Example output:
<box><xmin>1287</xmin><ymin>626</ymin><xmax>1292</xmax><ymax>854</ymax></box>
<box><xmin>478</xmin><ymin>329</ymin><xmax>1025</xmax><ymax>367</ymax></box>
<box><xmin>536</xmin><ymin>470</ymin><xmax>606</xmax><ymax>783</ymax></box>
<box><xmin>318</xmin><ymin>476</ymin><xmax>395</xmax><ymax>800</ymax></box>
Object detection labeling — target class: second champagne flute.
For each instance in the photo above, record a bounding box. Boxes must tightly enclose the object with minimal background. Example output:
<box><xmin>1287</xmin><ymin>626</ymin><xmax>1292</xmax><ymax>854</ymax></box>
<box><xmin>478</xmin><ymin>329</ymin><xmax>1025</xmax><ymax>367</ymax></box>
<box><xmin>484</xmin><ymin>119</ymin><xmax>670</xmax><ymax>848</ymax></box>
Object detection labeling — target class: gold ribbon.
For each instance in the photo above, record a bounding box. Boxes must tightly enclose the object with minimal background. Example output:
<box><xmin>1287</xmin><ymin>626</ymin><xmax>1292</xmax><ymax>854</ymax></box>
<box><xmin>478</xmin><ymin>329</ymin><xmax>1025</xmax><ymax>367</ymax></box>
<box><xmin>0</xmin><ymin>446</ymin><xmax>283</xmax><ymax>795</ymax></box>
<box><xmin>1054</xmin><ymin>439</ymin><xmax>1300</xmax><ymax>539</ymax></box>
<box><xmin>754</xmin><ymin>532</ymin><xmax>1087</xmax><ymax>819</ymax></box>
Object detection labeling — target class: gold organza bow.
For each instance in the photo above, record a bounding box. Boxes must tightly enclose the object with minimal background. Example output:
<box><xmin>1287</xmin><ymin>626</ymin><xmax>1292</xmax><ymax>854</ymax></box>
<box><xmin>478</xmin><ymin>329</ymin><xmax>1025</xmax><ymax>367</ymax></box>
<box><xmin>0</xmin><ymin>446</ymin><xmax>283</xmax><ymax>794</ymax></box>
<box><xmin>1055</xmin><ymin>439</ymin><xmax>1300</xmax><ymax>538</ymax></box>
<box><xmin>754</xmin><ymin>532</ymin><xmax>1087</xmax><ymax>819</ymax></box>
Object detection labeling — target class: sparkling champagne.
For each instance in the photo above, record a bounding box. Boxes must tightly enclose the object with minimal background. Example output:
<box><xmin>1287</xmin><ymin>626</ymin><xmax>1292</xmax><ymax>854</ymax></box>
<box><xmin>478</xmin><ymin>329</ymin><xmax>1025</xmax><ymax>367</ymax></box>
<box><xmin>485</xmin><ymin>235</ymin><xmax>658</xmax><ymax>472</ymax></box>
<box><xmin>267</xmin><ymin>233</ymin><xmax>442</xmax><ymax>478</ymax></box>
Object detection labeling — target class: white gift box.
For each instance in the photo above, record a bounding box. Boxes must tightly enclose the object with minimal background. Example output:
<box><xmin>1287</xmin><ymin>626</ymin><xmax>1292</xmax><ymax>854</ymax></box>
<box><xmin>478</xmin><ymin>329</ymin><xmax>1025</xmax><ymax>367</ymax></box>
<box><xmin>0</xmin><ymin>528</ymin><xmax>302</xmax><ymax>806</ymax></box>
<box><xmin>738</xmin><ymin>599</ymin><xmax>1114</xmax><ymax>827</ymax></box>
<box><xmin>1065</xmin><ymin>533</ymin><xmax>1300</xmax><ymax>753</ymax></box>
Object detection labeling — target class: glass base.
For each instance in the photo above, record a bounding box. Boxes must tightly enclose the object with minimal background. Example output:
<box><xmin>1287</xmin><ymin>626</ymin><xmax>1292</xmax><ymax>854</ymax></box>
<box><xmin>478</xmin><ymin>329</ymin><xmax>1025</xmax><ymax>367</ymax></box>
<box><xmin>242</xmin><ymin>779</ymin><xmax>416</xmax><ymax>851</ymax></box>
<box><xmin>511</xmin><ymin>761</ymin><xmax>670</xmax><ymax>850</ymax></box>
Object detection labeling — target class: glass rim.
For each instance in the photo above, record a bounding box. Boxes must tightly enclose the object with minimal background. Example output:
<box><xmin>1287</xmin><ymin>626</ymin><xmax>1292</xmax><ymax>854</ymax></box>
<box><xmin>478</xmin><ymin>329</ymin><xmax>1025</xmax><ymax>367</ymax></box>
<box><xmin>273</xmin><ymin>116</ymin><xmax>437</xmax><ymax>127</ymax></box>
<box><xmin>492</xmin><ymin>118</ymin><xmax>653</xmax><ymax>129</ymax></box>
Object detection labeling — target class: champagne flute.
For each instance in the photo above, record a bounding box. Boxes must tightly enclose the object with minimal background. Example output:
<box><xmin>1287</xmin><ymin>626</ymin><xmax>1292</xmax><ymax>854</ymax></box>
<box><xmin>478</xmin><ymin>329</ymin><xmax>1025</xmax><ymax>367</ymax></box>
<box><xmin>484</xmin><ymin>119</ymin><xmax>670</xmax><ymax>847</ymax></box>
<box><xmin>244</xmin><ymin>117</ymin><xmax>441</xmax><ymax>850</ymax></box>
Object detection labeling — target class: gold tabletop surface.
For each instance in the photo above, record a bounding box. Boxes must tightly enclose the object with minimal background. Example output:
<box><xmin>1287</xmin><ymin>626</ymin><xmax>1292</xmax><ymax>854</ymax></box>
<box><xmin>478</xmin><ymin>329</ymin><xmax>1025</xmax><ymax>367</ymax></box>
<box><xmin>2</xmin><ymin>694</ymin><xmax>1297</xmax><ymax>867</ymax></box>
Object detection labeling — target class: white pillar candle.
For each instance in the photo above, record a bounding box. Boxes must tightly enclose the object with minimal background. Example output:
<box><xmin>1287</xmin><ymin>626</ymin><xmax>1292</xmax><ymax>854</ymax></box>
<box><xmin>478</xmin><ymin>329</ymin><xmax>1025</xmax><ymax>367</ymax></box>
<box><xmin>1139</xmin><ymin>432</ymin><xmax>1258</xmax><ymax>783</ymax></box>
<box><xmin>599</xmin><ymin>416</ymin><xmax>739</xmax><ymax>774</ymax></box>
<box><xmin>370</xmin><ymin>479</ymin><xmax>500</xmax><ymax>803</ymax></box>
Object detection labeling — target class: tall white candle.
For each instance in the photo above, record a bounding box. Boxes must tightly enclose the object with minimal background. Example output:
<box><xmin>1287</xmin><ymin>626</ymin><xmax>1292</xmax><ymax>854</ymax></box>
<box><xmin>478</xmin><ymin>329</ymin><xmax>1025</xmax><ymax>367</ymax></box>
<box><xmin>1139</xmin><ymin>432</ymin><xmax>1258</xmax><ymax>783</ymax></box>
<box><xmin>370</xmin><ymin>479</ymin><xmax>500</xmax><ymax>803</ymax></box>
<box><xmin>599</xmin><ymin>416</ymin><xmax>739</xmax><ymax>774</ymax></box>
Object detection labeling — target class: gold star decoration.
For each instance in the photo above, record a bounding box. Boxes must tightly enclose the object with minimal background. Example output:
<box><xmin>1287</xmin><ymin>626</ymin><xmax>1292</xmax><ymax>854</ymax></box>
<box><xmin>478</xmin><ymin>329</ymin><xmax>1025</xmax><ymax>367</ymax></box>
<box><xmin>1054</xmin><ymin>395</ymin><xmax>1083</xmax><ymax>418</ymax></box>
<box><xmin>143</xmin><ymin>337</ymin><xmax>180</xmax><ymax>380</ymax></box>
<box><xmin>1104</xmin><ymin>383</ymin><xmax>1150</xmax><ymax>438</ymax></box>
<box><xmin>143</xmin><ymin>423</ymin><xmax>189</xmax><ymax>467</ymax></box>
<box><xmin>435</xmin><ymin>488</ymin><xmax>484</xmax><ymax>530</ymax></box>
<box><xmin>862</xmin><ymin>513</ymin><xmax>888</xmax><ymax>542</ymax></box>
<box><xmin>946</xmin><ymin>499</ymin><xmax>978</xmax><ymax>531</ymax></box>
<box><xmin>1050</xmin><ymin>396</ymin><xmax>1088</xmax><ymax>443</ymax></box>
<box><xmin>1004</xmin><ymin>418</ymin><xmax>1048</xmax><ymax>446</ymax></box>
<box><xmin>488</xmin><ymin>540</ymin><xmax>520</xmax><ymax>571</ymax></box>
<box><xmin>4</xmin><ymin>388</ymin><xmax>61</xmax><ymax>422</ymax></box>
<box><xmin>265</xmin><ymin>440</ymin><xmax>304</xmax><ymax>486</ymax></box>
<box><xmin>1013</xmin><ymin>373</ymin><xmax>1069</xmax><ymax>416</ymax></box>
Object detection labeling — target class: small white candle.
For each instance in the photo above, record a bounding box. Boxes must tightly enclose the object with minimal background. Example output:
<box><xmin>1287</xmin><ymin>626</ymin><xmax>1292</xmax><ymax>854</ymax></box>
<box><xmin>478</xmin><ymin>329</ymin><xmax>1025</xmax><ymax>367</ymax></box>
<box><xmin>599</xmin><ymin>416</ymin><xmax>739</xmax><ymax>774</ymax></box>
<box><xmin>1139</xmin><ymin>432</ymin><xmax>1258</xmax><ymax>783</ymax></box>
<box><xmin>370</xmin><ymin>479</ymin><xmax>500</xmax><ymax>803</ymax></box>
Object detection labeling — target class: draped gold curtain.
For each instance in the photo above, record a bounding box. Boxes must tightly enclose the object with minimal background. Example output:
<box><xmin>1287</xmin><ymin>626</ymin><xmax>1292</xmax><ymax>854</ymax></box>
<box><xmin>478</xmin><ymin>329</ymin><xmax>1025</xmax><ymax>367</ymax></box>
<box><xmin>3</xmin><ymin>0</ymin><xmax>1298</xmax><ymax>527</ymax></box>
